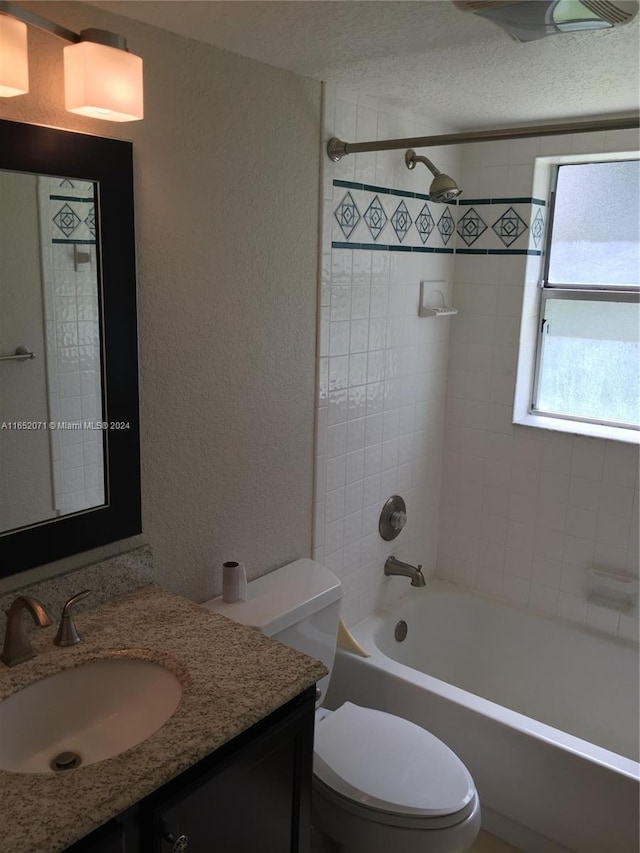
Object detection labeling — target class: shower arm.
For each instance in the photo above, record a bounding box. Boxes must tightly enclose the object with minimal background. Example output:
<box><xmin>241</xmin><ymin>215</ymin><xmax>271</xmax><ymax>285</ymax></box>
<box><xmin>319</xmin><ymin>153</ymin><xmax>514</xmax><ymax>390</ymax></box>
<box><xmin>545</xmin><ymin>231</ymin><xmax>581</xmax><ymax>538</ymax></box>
<box><xmin>326</xmin><ymin>114</ymin><xmax>640</xmax><ymax>161</ymax></box>
<box><xmin>406</xmin><ymin>151</ymin><xmax>440</xmax><ymax>176</ymax></box>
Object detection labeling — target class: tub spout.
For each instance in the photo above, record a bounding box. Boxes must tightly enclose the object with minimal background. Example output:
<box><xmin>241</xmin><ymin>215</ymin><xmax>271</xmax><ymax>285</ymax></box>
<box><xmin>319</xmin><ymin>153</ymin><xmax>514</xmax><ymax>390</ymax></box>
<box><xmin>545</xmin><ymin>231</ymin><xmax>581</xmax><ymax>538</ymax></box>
<box><xmin>384</xmin><ymin>556</ymin><xmax>426</xmax><ymax>587</ymax></box>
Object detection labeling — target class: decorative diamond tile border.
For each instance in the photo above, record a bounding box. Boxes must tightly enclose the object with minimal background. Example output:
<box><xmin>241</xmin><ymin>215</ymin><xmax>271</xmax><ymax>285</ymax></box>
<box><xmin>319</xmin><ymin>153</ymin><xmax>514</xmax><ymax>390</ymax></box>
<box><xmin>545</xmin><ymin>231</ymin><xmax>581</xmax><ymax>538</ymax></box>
<box><xmin>364</xmin><ymin>195</ymin><xmax>388</xmax><ymax>241</ymax></box>
<box><xmin>391</xmin><ymin>201</ymin><xmax>412</xmax><ymax>242</ymax></box>
<box><xmin>53</xmin><ymin>203</ymin><xmax>81</xmax><ymax>238</ymax></box>
<box><xmin>330</xmin><ymin>180</ymin><xmax>545</xmax><ymax>255</ymax></box>
<box><xmin>49</xmin><ymin>182</ymin><xmax>97</xmax><ymax>245</ymax></box>
<box><xmin>531</xmin><ymin>207</ymin><xmax>545</xmax><ymax>248</ymax></box>
<box><xmin>456</xmin><ymin>197</ymin><xmax>543</xmax><ymax>253</ymax></box>
<box><xmin>415</xmin><ymin>204</ymin><xmax>435</xmax><ymax>245</ymax></box>
<box><xmin>84</xmin><ymin>208</ymin><xmax>96</xmax><ymax>238</ymax></box>
<box><xmin>492</xmin><ymin>206</ymin><xmax>528</xmax><ymax>247</ymax></box>
<box><xmin>334</xmin><ymin>192</ymin><xmax>361</xmax><ymax>240</ymax></box>
<box><xmin>437</xmin><ymin>208</ymin><xmax>455</xmax><ymax>246</ymax></box>
<box><xmin>457</xmin><ymin>207</ymin><xmax>488</xmax><ymax>247</ymax></box>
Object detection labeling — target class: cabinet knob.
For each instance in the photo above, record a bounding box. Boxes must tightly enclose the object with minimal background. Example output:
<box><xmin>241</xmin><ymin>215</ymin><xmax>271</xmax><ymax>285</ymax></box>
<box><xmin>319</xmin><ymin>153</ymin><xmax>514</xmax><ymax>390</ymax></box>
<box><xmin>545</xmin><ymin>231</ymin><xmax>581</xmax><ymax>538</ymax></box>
<box><xmin>172</xmin><ymin>836</ymin><xmax>189</xmax><ymax>853</ymax></box>
<box><xmin>162</xmin><ymin>825</ymin><xmax>189</xmax><ymax>853</ymax></box>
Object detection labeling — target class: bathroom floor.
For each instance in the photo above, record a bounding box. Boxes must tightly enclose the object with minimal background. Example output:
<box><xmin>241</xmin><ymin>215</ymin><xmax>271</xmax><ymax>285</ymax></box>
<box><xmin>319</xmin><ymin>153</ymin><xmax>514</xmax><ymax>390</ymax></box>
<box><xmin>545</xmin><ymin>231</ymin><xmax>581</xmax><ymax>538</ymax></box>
<box><xmin>471</xmin><ymin>831</ymin><xmax>521</xmax><ymax>852</ymax></box>
<box><xmin>311</xmin><ymin>827</ymin><xmax>521</xmax><ymax>852</ymax></box>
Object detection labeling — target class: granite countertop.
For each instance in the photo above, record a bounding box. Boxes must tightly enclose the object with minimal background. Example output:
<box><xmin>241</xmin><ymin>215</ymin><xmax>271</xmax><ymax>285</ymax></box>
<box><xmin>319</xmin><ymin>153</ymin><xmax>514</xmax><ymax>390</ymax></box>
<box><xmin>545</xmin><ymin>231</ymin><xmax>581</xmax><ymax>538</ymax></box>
<box><xmin>0</xmin><ymin>584</ymin><xmax>327</xmax><ymax>853</ymax></box>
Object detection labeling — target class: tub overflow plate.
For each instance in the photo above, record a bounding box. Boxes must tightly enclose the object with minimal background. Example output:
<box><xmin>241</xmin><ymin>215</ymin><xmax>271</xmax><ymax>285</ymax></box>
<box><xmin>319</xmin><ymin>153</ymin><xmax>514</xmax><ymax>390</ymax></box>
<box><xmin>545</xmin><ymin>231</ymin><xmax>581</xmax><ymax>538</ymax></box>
<box><xmin>394</xmin><ymin>620</ymin><xmax>408</xmax><ymax>642</ymax></box>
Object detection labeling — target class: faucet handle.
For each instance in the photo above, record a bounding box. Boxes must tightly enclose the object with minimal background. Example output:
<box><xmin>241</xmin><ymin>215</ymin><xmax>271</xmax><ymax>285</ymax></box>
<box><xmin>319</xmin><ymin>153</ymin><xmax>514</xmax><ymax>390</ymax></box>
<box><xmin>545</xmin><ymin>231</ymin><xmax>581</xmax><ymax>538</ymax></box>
<box><xmin>1</xmin><ymin>596</ymin><xmax>52</xmax><ymax>667</ymax></box>
<box><xmin>54</xmin><ymin>590</ymin><xmax>91</xmax><ymax>647</ymax></box>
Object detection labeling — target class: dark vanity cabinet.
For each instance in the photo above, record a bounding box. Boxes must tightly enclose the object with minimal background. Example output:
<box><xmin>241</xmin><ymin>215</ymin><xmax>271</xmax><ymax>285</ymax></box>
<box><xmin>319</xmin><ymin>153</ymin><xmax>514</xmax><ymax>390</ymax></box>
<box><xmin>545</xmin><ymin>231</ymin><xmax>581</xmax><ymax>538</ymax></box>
<box><xmin>67</xmin><ymin>688</ymin><xmax>315</xmax><ymax>853</ymax></box>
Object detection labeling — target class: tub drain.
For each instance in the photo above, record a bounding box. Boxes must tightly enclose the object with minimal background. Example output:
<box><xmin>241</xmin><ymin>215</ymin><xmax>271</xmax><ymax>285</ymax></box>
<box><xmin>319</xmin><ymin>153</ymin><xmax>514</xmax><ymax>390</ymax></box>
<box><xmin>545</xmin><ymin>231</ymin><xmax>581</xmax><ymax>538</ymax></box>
<box><xmin>394</xmin><ymin>620</ymin><xmax>408</xmax><ymax>642</ymax></box>
<box><xmin>51</xmin><ymin>751</ymin><xmax>81</xmax><ymax>772</ymax></box>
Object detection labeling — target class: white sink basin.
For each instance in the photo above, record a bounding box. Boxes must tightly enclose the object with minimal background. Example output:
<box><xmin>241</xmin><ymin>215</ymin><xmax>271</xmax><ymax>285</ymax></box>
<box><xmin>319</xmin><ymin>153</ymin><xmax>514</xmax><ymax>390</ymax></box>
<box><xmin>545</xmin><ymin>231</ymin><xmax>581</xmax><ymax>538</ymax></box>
<box><xmin>0</xmin><ymin>659</ymin><xmax>182</xmax><ymax>774</ymax></box>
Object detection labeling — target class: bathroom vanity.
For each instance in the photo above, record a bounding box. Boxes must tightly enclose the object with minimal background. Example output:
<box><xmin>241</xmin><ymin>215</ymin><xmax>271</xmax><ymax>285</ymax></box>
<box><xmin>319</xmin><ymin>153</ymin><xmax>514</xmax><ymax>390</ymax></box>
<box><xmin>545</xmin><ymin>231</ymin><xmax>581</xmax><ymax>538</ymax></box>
<box><xmin>0</xmin><ymin>583</ymin><xmax>326</xmax><ymax>853</ymax></box>
<box><xmin>69</xmin><ymin>687</ymin><xmax>315</xmax><ymax>853</ymax></box>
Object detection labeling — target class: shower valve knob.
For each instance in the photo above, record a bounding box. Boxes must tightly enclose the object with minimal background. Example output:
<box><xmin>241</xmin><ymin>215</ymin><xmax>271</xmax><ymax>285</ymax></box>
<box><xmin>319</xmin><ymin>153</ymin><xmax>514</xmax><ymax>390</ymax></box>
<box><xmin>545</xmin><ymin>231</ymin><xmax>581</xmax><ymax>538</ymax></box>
<box><xmin>379</xmin><ymin>495</ymin><xmax>407</xmax><ymax>541</ymax></box>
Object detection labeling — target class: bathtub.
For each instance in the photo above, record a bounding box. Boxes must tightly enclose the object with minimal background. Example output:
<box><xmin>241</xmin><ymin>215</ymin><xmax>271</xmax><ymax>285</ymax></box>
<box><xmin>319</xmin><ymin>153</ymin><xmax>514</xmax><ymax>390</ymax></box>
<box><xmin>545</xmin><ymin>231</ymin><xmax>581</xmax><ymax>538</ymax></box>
<box><xmin>324</xmin><ymin>581</ymin><xmax>640</xmax><ymax>853</ymax></box>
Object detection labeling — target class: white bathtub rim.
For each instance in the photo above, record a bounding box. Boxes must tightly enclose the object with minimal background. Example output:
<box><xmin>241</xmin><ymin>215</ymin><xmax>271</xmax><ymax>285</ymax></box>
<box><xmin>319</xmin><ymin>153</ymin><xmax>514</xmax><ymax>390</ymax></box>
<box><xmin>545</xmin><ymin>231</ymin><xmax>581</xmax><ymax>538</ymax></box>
<box><xmin>346</xmin><ymin>581</ymin><xmax>640</xmax><ymax>783</ymax></box>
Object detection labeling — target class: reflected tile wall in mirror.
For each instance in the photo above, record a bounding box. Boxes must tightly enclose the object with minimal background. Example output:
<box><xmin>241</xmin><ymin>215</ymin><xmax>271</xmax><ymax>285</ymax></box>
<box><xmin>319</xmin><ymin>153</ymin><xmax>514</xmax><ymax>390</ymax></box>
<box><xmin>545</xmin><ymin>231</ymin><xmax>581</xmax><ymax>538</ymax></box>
<box><xmin>42</xmin><ymin>178</ymin><xmax>104</xmax><ymax>516</ymax></box>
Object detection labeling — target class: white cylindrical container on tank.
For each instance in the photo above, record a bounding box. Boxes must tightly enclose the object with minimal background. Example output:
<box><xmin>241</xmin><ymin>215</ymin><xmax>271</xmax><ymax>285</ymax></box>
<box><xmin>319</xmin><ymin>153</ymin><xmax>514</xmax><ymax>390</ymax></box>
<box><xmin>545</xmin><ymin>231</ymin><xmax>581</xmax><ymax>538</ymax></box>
<box><xmin>222</xmin><ymin>561</ymin><xmax>247</xmax><ymax>603</ymax></box>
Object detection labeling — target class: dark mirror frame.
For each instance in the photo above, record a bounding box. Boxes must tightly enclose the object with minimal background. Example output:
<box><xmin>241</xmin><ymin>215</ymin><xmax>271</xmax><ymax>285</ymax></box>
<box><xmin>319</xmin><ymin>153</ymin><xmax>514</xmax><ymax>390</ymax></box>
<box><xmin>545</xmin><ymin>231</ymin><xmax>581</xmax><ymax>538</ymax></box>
<box><xmin>0</xmin><ymin>119</ymin><xmax>141</xmax><ymax>578</ymax></box>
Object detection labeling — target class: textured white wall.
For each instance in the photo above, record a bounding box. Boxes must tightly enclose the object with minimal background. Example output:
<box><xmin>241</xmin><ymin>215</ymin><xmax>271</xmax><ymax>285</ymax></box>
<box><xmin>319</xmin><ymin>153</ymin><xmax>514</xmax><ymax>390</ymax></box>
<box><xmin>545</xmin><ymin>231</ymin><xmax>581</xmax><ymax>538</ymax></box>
<box><xmin>437</xmin><ymin>128</ymin><xmax>640</xmax><ymax>642</ymax></box>
<box><xmin>0</xmin><ymin>2</ymin><xmax>321</xmax><ymax>599</ymax></box>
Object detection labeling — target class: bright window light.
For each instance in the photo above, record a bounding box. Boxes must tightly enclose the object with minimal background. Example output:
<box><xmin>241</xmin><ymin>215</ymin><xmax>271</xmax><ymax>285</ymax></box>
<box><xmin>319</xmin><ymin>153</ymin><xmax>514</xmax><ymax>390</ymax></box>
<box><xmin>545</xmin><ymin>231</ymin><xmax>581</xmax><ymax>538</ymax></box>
<box><xmin>530</xmin><ymin>158</ymin><xmax>640</xmax><ymax>433</ymax></box>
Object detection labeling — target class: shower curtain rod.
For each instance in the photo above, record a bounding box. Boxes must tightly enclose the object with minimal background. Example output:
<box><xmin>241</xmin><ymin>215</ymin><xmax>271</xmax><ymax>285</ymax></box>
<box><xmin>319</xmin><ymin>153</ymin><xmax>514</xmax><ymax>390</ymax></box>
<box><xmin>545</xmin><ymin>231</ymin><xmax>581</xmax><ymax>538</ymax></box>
<box><xmin>326</xmin><ymin>114</ymin><xmax>640</xmax><ymax>161</ymax></box>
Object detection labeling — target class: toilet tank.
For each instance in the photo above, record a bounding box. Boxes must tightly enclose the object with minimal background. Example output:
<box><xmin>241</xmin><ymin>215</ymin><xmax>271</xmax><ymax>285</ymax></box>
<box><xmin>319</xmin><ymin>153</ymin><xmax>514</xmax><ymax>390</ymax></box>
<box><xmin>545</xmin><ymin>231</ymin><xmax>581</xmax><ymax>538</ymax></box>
<box><xmin>203</xmin><ymin>559</ymin><xmax>342</xmax><ymax>703</ymax></box>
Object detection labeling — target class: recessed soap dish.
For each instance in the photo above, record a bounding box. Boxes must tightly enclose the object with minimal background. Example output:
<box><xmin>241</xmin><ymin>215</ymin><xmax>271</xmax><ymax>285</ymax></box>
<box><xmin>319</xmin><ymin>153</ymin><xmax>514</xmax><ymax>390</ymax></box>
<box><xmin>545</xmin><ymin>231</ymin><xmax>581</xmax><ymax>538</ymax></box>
<box><xmin>418</xmin><ymin>281</ymin><xmax>458</xmax><ymax>318</ymax></box>
<box><xmin>587</xmin><ymin>568</ymin><xmax>639</xmax><ymax>613</ymax></box>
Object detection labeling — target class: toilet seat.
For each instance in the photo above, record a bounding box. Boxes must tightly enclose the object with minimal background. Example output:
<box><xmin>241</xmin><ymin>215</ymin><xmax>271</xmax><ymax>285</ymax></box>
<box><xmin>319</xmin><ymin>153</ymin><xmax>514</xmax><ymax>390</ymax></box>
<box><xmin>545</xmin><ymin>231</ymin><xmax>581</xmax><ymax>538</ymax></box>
<box><xmin>314</xmin><ymin>703</ymin><xmax>476</xmax><ymax>827</ymax></box>
<box><xmin>313</xmin><ymin>775</ymin><xmax>477</xmax><ymax>831</ymax></box>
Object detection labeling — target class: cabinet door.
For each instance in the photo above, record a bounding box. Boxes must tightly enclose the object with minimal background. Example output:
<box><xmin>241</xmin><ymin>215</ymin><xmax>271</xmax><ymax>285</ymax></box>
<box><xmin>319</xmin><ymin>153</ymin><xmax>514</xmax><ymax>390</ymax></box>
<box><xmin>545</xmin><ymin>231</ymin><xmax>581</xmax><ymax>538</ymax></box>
<box><xmin>154</xmin><ymin>704</ymin><xmax>313</xmax><ymax>853</ymax></box>
<box><xmin>65</xmin><ymin>820</ymin><xmax>125</xmax><ymax>853</ymax></box>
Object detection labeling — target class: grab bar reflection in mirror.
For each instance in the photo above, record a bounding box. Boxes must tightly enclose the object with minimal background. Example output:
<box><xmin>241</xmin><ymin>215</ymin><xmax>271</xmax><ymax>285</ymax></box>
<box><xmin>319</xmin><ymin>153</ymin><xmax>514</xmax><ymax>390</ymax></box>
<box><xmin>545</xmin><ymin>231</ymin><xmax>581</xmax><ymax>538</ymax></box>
<box><xmin>0</xmin><ymin>346</ymin><xmax>35</xmax><ymax>363</ymax></box>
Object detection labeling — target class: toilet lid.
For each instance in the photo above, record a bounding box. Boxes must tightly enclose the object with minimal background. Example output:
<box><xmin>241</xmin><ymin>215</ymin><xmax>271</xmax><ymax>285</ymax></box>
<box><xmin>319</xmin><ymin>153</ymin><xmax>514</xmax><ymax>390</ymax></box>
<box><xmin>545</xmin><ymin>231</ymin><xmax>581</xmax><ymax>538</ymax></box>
<box><xmin>313</xmin><ymin>703</ymin><xmax>475</xmax><ymax>818</ymax></box>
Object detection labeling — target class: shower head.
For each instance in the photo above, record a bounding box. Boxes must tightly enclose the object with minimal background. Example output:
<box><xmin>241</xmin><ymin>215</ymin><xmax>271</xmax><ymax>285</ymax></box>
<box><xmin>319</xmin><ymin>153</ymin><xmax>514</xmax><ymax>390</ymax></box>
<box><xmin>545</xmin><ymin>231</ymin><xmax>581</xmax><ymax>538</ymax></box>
<box><xmin>405</xmin><ymin>149</ymin><xmax>462</xmax><ymax>203</ymax></box>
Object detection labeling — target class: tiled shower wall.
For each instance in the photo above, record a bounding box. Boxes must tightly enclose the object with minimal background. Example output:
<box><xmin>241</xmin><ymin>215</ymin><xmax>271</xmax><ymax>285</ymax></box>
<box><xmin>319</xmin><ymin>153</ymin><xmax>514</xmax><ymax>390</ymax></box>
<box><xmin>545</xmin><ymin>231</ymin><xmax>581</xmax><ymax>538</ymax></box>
<box><xmin>39</xmin><ymin>178</ymin><xmax>105</xmax><ymax>515</ymax></box>
<box><xmin>313</xmin><ymin>86</ymin><xmax>460</xmax><ymax>625</ymax></box>
<box><xmin>436</xmin><ymin>127</ymin><xmax>640</xmax><ymax>642</ymax></box>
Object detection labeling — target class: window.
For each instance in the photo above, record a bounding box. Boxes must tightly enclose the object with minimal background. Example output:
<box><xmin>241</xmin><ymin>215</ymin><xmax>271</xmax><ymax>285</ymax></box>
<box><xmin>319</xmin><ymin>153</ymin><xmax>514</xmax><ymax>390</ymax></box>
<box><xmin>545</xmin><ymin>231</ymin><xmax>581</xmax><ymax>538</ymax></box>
<box><xmin>515</xmin><ymin>156</ymin><xmax>640</xmax><ymax>442</ymax></box>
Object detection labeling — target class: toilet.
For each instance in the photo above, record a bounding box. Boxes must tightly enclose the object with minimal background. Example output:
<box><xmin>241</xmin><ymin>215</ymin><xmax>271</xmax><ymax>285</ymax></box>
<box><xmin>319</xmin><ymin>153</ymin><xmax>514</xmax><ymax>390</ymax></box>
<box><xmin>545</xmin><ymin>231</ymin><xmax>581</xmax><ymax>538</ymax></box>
<box><xmin>204</xmin><ymin>558</ymin><xmax>481</xmax><ymax>853</ymax></box>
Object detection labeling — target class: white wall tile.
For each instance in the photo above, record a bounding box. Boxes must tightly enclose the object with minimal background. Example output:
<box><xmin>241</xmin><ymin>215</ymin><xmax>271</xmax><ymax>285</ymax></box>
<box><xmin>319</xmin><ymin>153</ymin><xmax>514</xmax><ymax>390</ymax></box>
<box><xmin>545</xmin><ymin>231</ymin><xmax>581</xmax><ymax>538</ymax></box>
<box><xmin>594</xmin><ymin>542</ymin><xmax>629</xmax><ymax>574</ymax></box>
<box><xmin>618</xmin><ymin>611</ymin><xmax>640</xmax><ymax>643</ymax></box>
<box><xmin>562</xmin><ymin>534</ymin><xmax>595</xmax><ymax>567</ymax></box>
<box><xmin>565</xmin><ymin>506</ymin><xmax>598</xmax><ymax>540</ymax></box>
<box><xmin>557</xmin><ymin>592</ymin><xmax>587</xmax><ymax>625</ymax></box>
<box><xmin>595</xmin><ymin>513</ymin><xmax>630</xmax><ymax>548</ymax></box>
<box><xmin>603</xmin><ymin>128</ymin><xmax>640</xmax><ymax>152</ymax></box>
<box><xmin>602</xmin><ymin>441</ymin><xmax>639</xmax><ymax>487</ymax></box>
<box><xmin>571</xmin><ymin>131</ymin><xmax>606</xmax><ymax>155</ymax></box>
<box><xmin>345</xmin><ymin>449</ymin><xmax>364</xmax><ymax>485</ymax></box>
<box><xmin>346</xmin><ymin>418</ymin><xmax>365</xmax><ymax>452</ymax></box>
<box><xmin>344</xmin><ymin>480</ymin><xmax>363</xmax><ymax>515</ymax></box>
<box><xmin>529</xmin><ymin>583</ymin><xmax>558</xmax><ymax>615</ymax></box>
<box><xmin>571</xmin><ymin>437</ymin><xmax>605</xmax><ymax>480</ymax></box>
<box><xmin>568</xmin><ymin>476</ymin><xmax>601</xmax><ymax>512</ymax></box>
<box><xmin>432</xmin><ymin>131</ymin><xmax>639</xmax><ymax>643</ymax></box>
<box><xmin>329</xmin><ymin>321</ymin><xmax>350</xmax><ymax>357</ymax></box>
<box><xmin>585</xmin><ymin>601</ymin><xmax>620</xmax><ymax>634</ymax></box>
<box><xmin>599</xmin><ymin>483</ymin><xmax>634</xmax><ymax>519</ymax></box>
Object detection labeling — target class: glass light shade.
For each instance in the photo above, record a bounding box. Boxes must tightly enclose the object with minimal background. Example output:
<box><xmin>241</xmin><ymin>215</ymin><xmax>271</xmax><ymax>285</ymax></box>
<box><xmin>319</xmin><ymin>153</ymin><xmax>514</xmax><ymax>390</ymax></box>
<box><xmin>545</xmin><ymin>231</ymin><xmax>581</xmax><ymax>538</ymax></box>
<box><xmin>0</xmin><ymin>16</ymin><xmax>29</xmax><ymax>97</ymax></box>
<box><xmin>64</xmin><ymin>40</ymin><xmax>143</xmax><ymax>122</ymax></box>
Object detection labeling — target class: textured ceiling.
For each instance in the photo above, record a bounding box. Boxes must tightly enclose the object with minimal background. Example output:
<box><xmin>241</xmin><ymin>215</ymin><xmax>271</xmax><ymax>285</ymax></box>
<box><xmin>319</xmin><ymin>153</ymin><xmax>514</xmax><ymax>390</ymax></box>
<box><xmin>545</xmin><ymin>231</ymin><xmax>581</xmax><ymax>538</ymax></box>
<box><xmin>91</xmin><ymin>1</ymin><xmax>640</xmax><ymax>129</ymax></box>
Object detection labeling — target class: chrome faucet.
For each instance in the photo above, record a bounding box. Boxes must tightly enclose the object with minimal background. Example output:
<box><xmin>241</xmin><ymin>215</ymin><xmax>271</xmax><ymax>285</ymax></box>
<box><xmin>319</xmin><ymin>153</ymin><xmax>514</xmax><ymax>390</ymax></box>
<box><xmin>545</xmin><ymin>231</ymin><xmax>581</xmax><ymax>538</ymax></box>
<box><xmin>384</xmin><ymin>556</ymin><xmax>426</xmax><ymax>587</ymax></box>
<box><xmin>1</xmin><ymin>596</ymin><xmax>52</xmax><ymax>667</ymax></box>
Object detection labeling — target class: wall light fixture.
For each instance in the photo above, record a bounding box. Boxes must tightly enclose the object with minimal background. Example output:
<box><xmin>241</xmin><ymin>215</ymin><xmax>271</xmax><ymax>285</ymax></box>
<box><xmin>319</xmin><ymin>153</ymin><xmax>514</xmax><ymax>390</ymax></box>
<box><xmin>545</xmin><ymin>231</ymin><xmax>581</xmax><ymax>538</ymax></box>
<box><xmin>0</xmin><ymin>1</ymin><xmax>143</xmax><ymax>121</ymax></box>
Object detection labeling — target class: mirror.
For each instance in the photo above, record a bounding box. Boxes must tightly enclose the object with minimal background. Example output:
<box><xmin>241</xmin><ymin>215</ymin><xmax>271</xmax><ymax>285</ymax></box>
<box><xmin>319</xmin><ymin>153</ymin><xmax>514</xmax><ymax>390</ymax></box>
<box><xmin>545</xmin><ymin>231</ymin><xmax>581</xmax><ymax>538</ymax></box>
<box><xmin>0</xmin><ymin>119</ymin><xmax>141</xmax><ymax>578</ymax></box>
<box><xmin>0</xmin><ymin>172</ymin><xmax>104</xmax><ymax>531</ymax></box>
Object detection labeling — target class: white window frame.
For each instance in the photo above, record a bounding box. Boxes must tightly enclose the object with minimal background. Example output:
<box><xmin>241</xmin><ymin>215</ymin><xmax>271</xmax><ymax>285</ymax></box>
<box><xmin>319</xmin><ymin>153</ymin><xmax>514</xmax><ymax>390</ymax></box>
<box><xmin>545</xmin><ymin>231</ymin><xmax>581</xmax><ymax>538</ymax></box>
<box><xmin>513</xmin><ymin>151</ymin><xmax>640</xmax><ymax>445</ymax></box>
